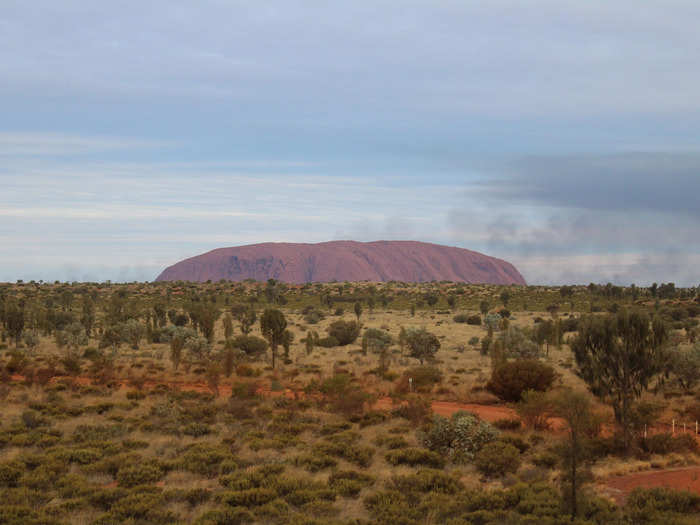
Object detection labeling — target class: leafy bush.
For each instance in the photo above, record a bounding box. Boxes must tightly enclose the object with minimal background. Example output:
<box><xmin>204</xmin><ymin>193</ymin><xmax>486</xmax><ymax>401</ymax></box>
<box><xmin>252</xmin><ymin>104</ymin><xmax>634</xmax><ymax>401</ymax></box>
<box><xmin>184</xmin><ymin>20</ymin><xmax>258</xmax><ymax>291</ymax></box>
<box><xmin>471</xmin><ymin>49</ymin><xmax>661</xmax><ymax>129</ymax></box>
<box><xmin>487</xmin><ymin>360</ymin><xmax>556</xmax><ymax>402</ymax></box>
<box><xmin>396</xmin><ymin>365</ymin><xmax>443</xmax><ymax>393</ymax></box>
<box><xmin>474</xmin><ymin>441</ymin><xmax>521</xmax><ymax>477</ymax></box>
<box><xmin>493</xmin><ymin>418</ymin><xmax>521</xmax><ymax>430</ymax></box>
<box><xmin>328</xmin><ymin>470</ymin><xmax>374</xmax><ymax>498</ymax></box>
<box><xmin>0</xmin><ymin>463</ymin><xmax>22</xmax><ymax>487</ymax></box>
<box><xmin>385</xmin><ymin>448</ymin><xmax>445</xmax><ymax>468</ymax></box>
<box><xmin>419</xmin><ymin>411</ymin><xmax>499</xmax><ymax>462</ymax></box>
<box><xmin>230</xmin><ymin>335</ymin><xmax>268</xmax><ymax>356</ymax></box>
<box><xmin>460</xmin><ymin>314</ymin><xmax>482</xmax><ymax>325</ymax></box>
<box><xmin>220</xmin><ymin>488</ymin><xmax>278</xmax><ymax>507</ymax></box>
<box><xmin>194</xmin><ymin>508</ymin><xmax>254</xmax><ymax>525</ymax></box>
<box><xmin>116</xmin><ymin>463</ymin><xmax>165</xmax><ymax>487</ymax></box>
<box><xmin>626</xmin><ymin>487</ymin><xmax>700</xmax><ymax>515</ymax></box>
<box><xmin>316</xmin><ymin>336</ymin><xmax>339</xmax><ymax>348</ymax></box>
<box><xmin>327</xmin><ymin>320</ymin><xmax>361</xmax><ymax>346</ymax></box>
<box><xmin>294</xmin><ymin>453</ymin><xmax>337</xmax><ymax>472</ymax></box>
<box><xmin>640</xmin><ymin>432</ymin><xmax>699</xmax><ymax>455</ymax></box>
<box><xmin>391</xmin><ymin>469</ymin><xmax>463</xmax><ymax>494</ymax></box>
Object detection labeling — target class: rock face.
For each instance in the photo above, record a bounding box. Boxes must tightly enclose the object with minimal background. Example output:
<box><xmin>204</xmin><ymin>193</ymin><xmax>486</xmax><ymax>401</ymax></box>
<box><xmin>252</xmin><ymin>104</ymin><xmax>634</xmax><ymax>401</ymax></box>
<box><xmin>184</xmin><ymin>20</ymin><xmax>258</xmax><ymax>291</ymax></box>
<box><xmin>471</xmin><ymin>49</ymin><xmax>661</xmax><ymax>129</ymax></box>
<box><xmin>155</xmin><ymin>241</ymin><xmax>526</xmax><ymax>285</ymax></box>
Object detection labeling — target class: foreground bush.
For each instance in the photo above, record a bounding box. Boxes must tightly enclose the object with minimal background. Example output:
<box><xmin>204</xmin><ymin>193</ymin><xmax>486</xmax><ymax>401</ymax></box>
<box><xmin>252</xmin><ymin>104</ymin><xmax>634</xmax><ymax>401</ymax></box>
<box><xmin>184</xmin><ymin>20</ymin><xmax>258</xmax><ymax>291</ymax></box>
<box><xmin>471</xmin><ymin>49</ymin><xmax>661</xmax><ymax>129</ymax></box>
<box><xmin>419</xmin><ymin>411</ymin><xmax>499</xmax><ymax>462</ymax></box>
<box><xmin>474</xmin><ymin>441</ymin><xmax>521</xmax><ymax>477</ymax></box>
<box><xmin>487</xmin><ymin>360</ymin><xmax>556</xmax><ymax>402</ymax></box>
<box><xmin>327</xmin><ymin>320</ymin><xmax>361</xmax><ymax>346</ymax></box>
<box><xmin>396</xmin><ymin>365</ymin><xmax>443</xmax><ymax>393</ymax></box>
<box><xmin>385</xmin><ymin>448</ymin><xmax>445</xmax><ymax>468</ymax></box>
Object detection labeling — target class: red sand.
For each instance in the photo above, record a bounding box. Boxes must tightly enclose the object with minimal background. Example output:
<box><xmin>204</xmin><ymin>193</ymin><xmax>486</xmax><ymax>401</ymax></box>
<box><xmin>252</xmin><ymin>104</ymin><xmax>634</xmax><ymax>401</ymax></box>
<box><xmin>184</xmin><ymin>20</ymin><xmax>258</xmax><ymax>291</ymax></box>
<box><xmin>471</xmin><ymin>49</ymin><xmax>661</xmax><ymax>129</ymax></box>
<box><xmin>603</xmin><ymin>467</ymin><xmax>700</xmax><ymax>504</ymax></box>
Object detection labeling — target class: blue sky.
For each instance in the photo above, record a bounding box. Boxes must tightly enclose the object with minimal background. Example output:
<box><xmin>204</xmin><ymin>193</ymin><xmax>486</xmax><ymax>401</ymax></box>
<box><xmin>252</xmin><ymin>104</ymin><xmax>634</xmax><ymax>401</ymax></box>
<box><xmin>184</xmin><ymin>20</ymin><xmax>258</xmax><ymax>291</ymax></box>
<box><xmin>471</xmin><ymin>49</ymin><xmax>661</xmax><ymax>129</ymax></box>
<box><xmin>2</xmin><ymin>1</ymin><xmax>700</xmax><ymax>285</ymax></box>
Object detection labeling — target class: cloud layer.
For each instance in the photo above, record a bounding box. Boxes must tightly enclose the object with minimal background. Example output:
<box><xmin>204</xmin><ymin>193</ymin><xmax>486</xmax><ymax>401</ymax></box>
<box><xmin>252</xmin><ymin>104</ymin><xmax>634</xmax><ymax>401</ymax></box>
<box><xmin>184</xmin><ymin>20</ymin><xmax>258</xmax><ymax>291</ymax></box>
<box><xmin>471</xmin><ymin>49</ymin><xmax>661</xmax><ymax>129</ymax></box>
<box><xmin>1</xmin><ymin>2</ymin><xmax>699</xmax><ymax>285</ymax></box>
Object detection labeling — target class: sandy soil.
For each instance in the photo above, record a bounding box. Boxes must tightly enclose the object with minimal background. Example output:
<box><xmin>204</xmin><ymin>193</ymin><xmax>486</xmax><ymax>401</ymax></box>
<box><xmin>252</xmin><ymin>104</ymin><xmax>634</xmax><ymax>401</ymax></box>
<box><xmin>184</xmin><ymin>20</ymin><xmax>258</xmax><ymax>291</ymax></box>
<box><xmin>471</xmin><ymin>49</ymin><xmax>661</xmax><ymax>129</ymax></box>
<box><xmin>602</xmin><ymin>467</ymin><xmax>700</xmax><ymax>504</ymax></box>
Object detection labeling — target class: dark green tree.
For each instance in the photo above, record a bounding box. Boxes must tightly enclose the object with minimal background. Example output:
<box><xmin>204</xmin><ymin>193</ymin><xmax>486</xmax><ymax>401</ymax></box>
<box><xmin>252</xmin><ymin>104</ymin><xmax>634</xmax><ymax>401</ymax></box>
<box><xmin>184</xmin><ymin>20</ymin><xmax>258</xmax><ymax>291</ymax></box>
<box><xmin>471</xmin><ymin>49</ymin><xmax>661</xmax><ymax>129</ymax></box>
<box><xmin>354</xmin><ymin>301</ymin><xmax>363</xmax><ymax>321</ymax></box>
<box><xmin>260</xmin><ymin>308</ymin><xmax>287</xmax><ymax>369</ymax></box>
<box><xmin>553</xmin><ymin>390</ymin><xmax>600</xmax><ymax>521</ymax></box>
<box><xmin>571</xmin><ymin>310</ymin><xmax>668</xmax><ymax>450</ymax></box>
<box><xmin>405</xmin><ymin>328</ymin><xmax>440</xmax><ymax>364</ymax></box>
<box><xmin>6</xmin><ymin>305</ymin><xmax>25</xmax><ymax>348</ymax></box>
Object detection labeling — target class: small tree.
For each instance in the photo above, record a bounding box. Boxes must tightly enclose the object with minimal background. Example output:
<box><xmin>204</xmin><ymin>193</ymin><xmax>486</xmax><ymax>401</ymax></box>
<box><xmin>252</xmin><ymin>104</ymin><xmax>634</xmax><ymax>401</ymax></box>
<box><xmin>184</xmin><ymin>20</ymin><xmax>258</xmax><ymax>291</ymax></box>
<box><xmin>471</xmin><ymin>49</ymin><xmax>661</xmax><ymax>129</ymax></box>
<box><xmin>405</xmin><ymin>328</ymin><xmax>440</xmax><ymax>364</ymax></box>
<box><xmin>327</xmin><ymin>320</ymin><xmax>361</xmax><ymax>346</ymax></box>
<box><xmin>122</xmin><ymin>319</ymin><xmax>144</xmax><ymax>350</ymax></box>
<box><xmin>305</xmin><ymin>330</ymin><xmax>316</xmax><ymax>355</ymax></box>
<box><xmin>281</xmin><ymin>329</ymin><xmax>294</xmax><ymax>360</ymax></box>
<box><xmin>354</xmin><ymin>301</ymin><xmax>363</xmax><ymax>321</ymax></box>
<box><xmin>479</xmin><ymin>300</ymin><xmax>490</xmax><ymax>315</ymax></box>
<box><xmin>222</xmin><ymin>313</ymin><xmax>234</xmax><ymax>341</ymax></box>
<box><xmin>260</xmin><ymin>309</ymin><xmax>287</xmax><ymax>369</ymax></box>
<box><xmin>22</xmin><ymin>331</ymin><xmax>40</xmax><ymax>354</ymax></box>
<box><xmin>572</xmin><ymin>310</ymin><xmax>668</xmax><ymax>450</ymax></box>
<box><xmin>553</xmin><ymin>390</ymin><xmax>600</xmax><ymax>520</ymax></box>
<box><xmin>499</xmin><ymin>290</ymin><xmax>510</xmax><ymax>307</ymax></box>
<box><xmin>669</xmin><ymin>344</ymin><xmax>700</xmax><ymax>393</ymax></box>
<box><xmin>6</xmin><ymin>306</ymin><xmax>24</xmax><ymax>348</ymax></box>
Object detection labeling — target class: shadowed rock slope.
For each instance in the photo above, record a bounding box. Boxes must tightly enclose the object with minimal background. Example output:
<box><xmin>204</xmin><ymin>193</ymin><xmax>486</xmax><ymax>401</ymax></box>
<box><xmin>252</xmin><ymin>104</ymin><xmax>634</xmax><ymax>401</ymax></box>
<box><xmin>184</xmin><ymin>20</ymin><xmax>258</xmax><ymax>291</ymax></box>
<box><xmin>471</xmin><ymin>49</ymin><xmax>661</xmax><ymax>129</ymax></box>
<box><xmin>155</xmin><ymin>240</ymin><xmax>526</xmax><ymax>285</ymax></box>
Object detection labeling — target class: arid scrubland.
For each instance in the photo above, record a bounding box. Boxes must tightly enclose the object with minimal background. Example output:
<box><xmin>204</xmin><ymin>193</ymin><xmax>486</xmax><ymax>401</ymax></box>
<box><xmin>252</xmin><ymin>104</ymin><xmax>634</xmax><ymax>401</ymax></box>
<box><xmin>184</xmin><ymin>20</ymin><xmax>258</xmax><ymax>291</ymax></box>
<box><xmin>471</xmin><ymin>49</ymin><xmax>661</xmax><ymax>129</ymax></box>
<box><xmin>1</xmin><ymin>279</ymin><xmax>700</xmax><ymax>524</ymax></box>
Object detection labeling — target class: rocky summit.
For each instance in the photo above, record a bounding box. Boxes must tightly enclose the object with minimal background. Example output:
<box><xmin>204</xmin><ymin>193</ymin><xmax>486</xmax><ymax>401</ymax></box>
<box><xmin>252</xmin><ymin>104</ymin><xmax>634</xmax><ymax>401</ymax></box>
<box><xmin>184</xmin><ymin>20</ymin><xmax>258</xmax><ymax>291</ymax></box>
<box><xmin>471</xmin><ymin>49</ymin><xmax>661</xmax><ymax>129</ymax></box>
<box><xmin>155</xmin><ymin>240</ymin><xmax>526</xmax><ymax>285</ymax></box>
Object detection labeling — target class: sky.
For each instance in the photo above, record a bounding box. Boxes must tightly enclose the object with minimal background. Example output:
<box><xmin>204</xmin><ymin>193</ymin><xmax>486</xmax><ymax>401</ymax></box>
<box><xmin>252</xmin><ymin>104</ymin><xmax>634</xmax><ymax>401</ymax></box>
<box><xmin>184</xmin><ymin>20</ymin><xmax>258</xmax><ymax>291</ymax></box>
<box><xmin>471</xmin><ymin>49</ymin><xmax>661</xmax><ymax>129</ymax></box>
<box><xmin>2</xmin><ymin>1</ymin><xmax>700</xmax><ymax>286</ymax></box>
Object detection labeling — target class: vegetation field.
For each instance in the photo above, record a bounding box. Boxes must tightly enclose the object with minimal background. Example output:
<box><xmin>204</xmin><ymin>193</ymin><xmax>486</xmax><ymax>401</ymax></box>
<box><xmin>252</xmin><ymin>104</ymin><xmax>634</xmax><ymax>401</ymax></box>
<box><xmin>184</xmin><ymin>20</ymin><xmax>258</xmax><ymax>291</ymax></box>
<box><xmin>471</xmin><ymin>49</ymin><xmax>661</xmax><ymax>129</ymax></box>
<box><xmin>1</xmin><ymin>279</ymin><xmax>700</xmax><ymax>524</ymax></box>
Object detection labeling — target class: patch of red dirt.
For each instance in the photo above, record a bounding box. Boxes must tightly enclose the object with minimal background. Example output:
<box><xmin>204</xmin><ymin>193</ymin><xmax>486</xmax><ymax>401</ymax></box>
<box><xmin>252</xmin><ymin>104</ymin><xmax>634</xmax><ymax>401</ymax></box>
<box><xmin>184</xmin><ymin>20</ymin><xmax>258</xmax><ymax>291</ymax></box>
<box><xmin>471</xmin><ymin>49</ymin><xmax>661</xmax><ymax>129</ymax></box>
<box><xmin>603</xmin><ymin>467</ymin><xmax>700</xmax><ymax>504</ymax></box>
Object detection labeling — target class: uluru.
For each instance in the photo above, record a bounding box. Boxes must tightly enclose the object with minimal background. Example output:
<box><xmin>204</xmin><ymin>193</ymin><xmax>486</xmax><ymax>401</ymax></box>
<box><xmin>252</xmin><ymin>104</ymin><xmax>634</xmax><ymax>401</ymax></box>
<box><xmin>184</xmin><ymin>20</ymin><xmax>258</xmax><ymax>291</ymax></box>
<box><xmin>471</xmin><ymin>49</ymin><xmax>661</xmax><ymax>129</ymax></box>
<box><xmin>155</xmin><ymin>241</ymin><xmax>526</xmax><ymax>285</ymax></box>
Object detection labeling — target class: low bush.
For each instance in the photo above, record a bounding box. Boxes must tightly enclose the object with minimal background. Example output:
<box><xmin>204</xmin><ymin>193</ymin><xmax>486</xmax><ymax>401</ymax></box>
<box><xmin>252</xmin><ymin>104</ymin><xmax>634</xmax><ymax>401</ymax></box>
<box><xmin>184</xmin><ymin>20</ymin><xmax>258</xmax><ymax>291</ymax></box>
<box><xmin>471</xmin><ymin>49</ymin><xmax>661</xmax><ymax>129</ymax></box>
<box><xmin>327</xmin><ymin>320</ymin><xmax>361</xmax><ymax>346</ymax></box>
<box><xmin>194</xmin><ymin>507</ymin><xmax>254</xmax><ymax>524</ymax></box>
<box><xmin>230</xmin><ymin>335</ymin><xmax>268</xmax><ymax>356</ymax></box>
<box><xmin>640</xmin><ymin>432</ymin><xmax>698</xmax><ymax>455</ymax></box>
<box><xmin>419</xmin><ymin>411</ymin><xmax>499</xmax><ymax>462</ymax></box>
<box><xmin>116</xmin><ymin>463</ymin><xmax>165</xmax><ymax>487</ymax></box>
<box><xmin>487</xmin><ymin>360</ymin><xmax>556</xmax><ymax>402</ymax></box>
<box><xmin>391</xmin><ymin>469</ymin><xmax>463</xmax><ymax>494</ymax></box>
<box><xmin>626</xmin><ymin>487</ymin><xmax>700</xmax><ymax>515</ymax></box>
<box><xmin>294</xmin><ymin>453</ymin><xmax>337</xmax><ymax>472</ymax></box>
<box><xmin>474</xmin><ymin>441</ymin><xmax>521</xmax><ymax>477</ymax></box>
<box><xmin>328</xmin><ymin>470</ymin><xmax>374</xmax><ymax>498</ymax></box>
<box><xmin>220</xmin><ymin>488</ymin><xmax>277</xmax><ymax>507</ymax></box>
<box><xmin>493</xmin><ymin>418</ymin><xmax>522</xmax><ymax>430</ymax></box>
<box><xmin>385</xmin><ymin>448</ymin><xmax>445</xmax><ymax>468</ymax></box>
<box><xmin>396</xmin><ymin>365</ymin><xmax>443</xmax><ymax>393</ymax></box>
<box><xmin>316</xmin><ymin>336</ymin><xmax>339</xmax><ymax>348</ymax></box>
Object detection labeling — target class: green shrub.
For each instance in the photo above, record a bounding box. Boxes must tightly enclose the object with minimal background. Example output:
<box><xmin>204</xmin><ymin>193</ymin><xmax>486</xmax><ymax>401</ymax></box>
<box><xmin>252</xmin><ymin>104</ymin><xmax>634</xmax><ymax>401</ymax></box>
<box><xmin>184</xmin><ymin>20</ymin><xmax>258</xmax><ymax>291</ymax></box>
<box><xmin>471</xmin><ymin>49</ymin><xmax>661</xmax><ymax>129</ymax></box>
<box><xmin>230</xmin><ymin>335</ymin><xmax>268</xmax><ymax>356</ymax></box>
<box><xmin>385</xmin><ymin>448</ymin><xmax>445</xmax><ymax>468</ymax></box>
<box><xmin>626</xmin><ymin>487</ymin><xmax>700</xmax><ymax>515</ymax></box>
<box><xmin>487</xmin><ymin>360</ymin><xmax>556</xmax><ymax>402</ymax></box>
<box><xmin>328</xmin><ymin>470</ymin><xmax>374</xmax><ymax>498</ymax></box>
<box><xmin>493</xmin><ymin>418</ymin><xmax>522</xmax><ymax>430</ymax></box>
<box><xmin>178</xmin><ymin>444</ymin><xmax>235</xmax><ymax>476</ymax></box>
<box><xmin>419</xmin><ymin>411</ymin><xmax>499</xmax><ymax>462</ymax></box>
<box><xmin>327</xmin><ymin>320</ymin><xmax>361</xmax><ymax>345</ymax></box>
<box><xmin>391</xmin><ymin>469</ymin><xmax>463</xmax><ymax>494</ymax></box>
<box><xmin>316</xmin><ymin>336</ymin><xmax>339</xmax><ymax>348</ymax></box>
<box><xmin>220</xmin><ymin>488</ymin><xmax>277</xmax><ymax>507</ymax></box>
<box><xmin>116</xmin><ymin>463</ymin><xmax>165</xmax><ymax>487</ymax></box>
<box><xmin>474</xmin><ymin>441</ymin><xmax>521</xmax><ymax>477</ymax></box>
<box><xmin>640</xmin><ymin>433</ymin><xmax>699</xmax><ymax>455</ymax></box>
<box><xmin>183</xmin><ymin>422</ymin><xmax>212</xmax><ymax>437</ymax></box>
<box><xmin>396</xmin><ymin>365</ymin><xmax>443</xmax><ymax>393</ymax></box>
<box><xmin>194</xmin><ymin>507</ymin><xmax>254</xmax><ymax>524</ymax></box>
<box><xmin>532</xmin><ymin>451</ymin><xmax>558</xmax><ymax>469</ymax></box>
<box><xmin>295</xmin><ymin>453</ymin><xmax>337</xmax><ymax>472</ymax></box>
<box><xmin>0</xmin><ymin>464</ymin><xmax>22</xmax><ymax>487</ymax></box>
